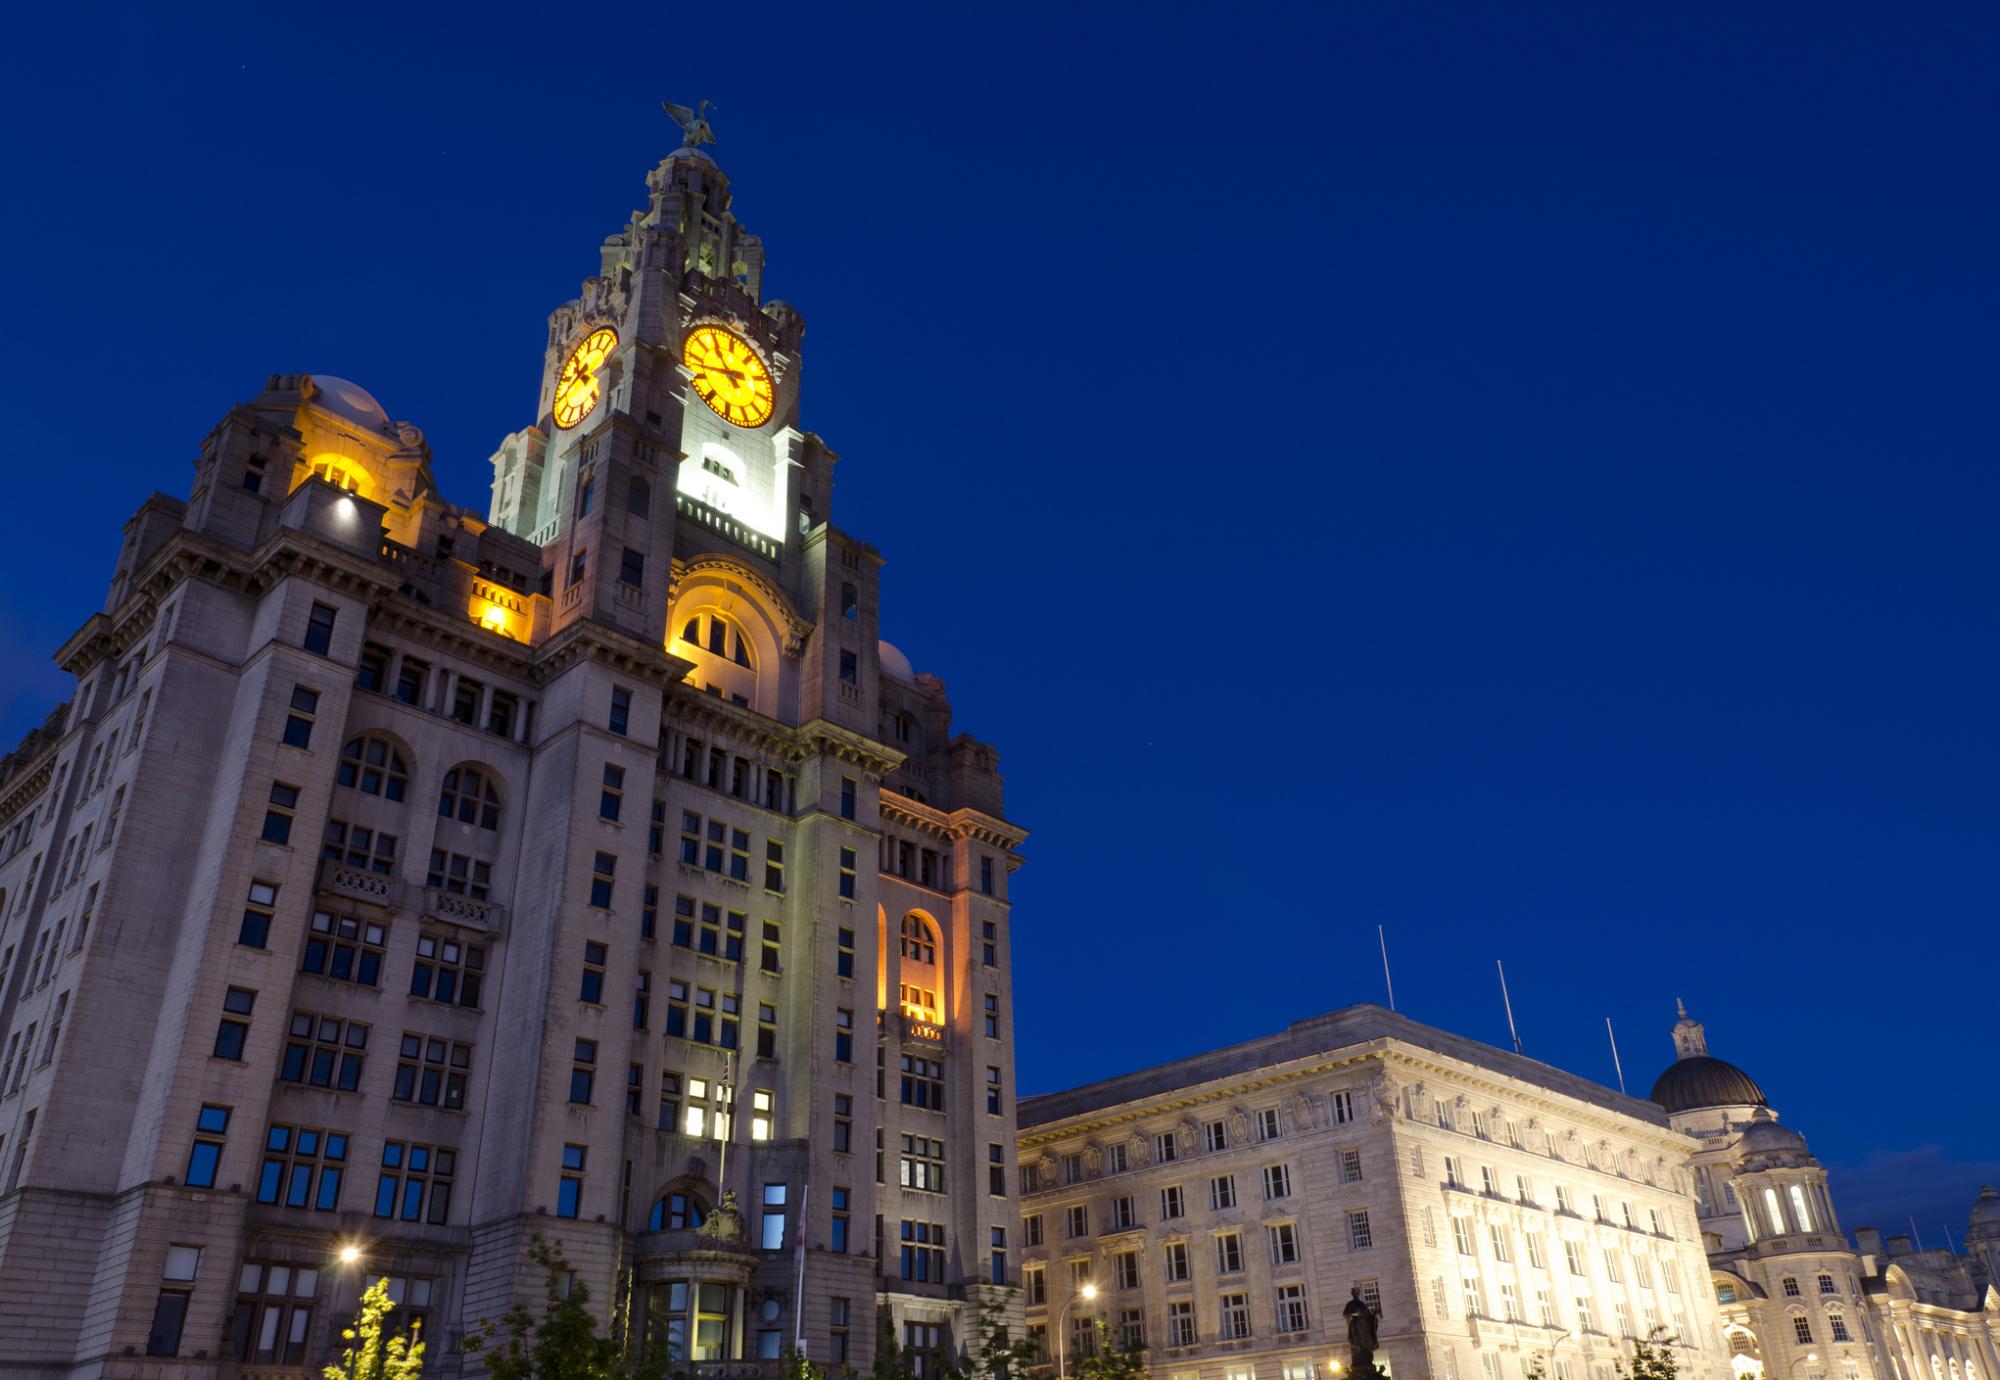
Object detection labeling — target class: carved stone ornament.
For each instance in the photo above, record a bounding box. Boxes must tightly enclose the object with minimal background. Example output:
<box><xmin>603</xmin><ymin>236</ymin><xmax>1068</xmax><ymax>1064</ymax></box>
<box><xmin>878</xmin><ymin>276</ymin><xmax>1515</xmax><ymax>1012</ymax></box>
<box><xmin>1127</xmin><ymin>1132</ymin><xmax>1151</xmax><ymax>1168</ymax></box>
<box><xmin>1177</xmin><ymin>1120</ymin><xmax>1198</xmax><ymax>1155</ymax></box>
<box><xmin>1037</xmin><ymin>1154</ymin><xmax>1058</xmax><ymax>1187</ymax></box>
<box><xmin>1229</xmin><ymin>1108</ymin><xmax>1252</xmax><ymax>1145</ymax></box>
<box><xmin>1289</xmin><ymin>1091</ymin><xmax>1318</xmax><ymax>1132</ymax></box>
<box><xmin>1082</xmin><ymin>1144</ymin><xmax>1102</xmax><ymax>1177</ymax></box>
<box><xmin>696</xmin><ymin>1188</ymin><xmax>748</xmax><ymax>1245</ymax></box>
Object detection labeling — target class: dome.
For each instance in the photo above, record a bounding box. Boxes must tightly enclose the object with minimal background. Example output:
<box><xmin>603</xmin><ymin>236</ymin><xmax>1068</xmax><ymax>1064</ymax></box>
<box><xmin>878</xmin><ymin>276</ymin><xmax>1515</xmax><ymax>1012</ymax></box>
<box><xmin>878</xmin><ymin>639</ymin><xmax>915</xmax><ymax>684</ymax></box>
<box><xmin>302</xmin><ymin>375</ymin><xmax>392</xmax><ymax>434</ymax></box>
<box><xmin>1649</xmin><ymin>1055</ymin><xmax>1768</xmax><ymax>1114</ymax></box>
<box><xmin>1735</xmin><ymin>1114</ymin><xmax>1806</xmax><ymax>1155</ymax></box>
<box><xmin>1970</xmin><ymin>1185</ymin><xmax>2000</xmax><ymax>1230</ymax></box>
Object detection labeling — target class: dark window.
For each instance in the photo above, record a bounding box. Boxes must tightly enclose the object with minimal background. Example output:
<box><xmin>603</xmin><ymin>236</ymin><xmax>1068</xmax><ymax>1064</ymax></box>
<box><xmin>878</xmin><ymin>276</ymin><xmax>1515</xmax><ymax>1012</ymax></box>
<box><xmin>568</xmin><ymin>549</ymin><xmax>588</xmax><ymax>588</ymax></box>
<box><xmin>619</xmin><ymin>548</ymin><xmax>645</xmax><ymax>586</ymax></box>
<box><xmin>146</xmin><ymin>1291</ymin><xmax>191</xmax><ymax>1357</ymax></box>
<box><xmin>262</xmin><ymin>782</ymin><xmax>299</xmax><ymax>845</ymax></box>
<box><xmin>840</xmin><ymin>777</ymin><xmax>856</xmax><ymax>820</ymax></box>
<box><xmin>282</xmin><ymin>686</ymin><xmax>319</xmax><ymax>748</ymax></box>
<box><xmin>590</xmin><ymin>853</ymin><xmax>616</xmax><ymax>909</ymax></box>
<box><xmin>838</xmin><ymin>650</ymin><xmax>858</xmax><ymax>684</ymax></box>
<box><xmin>628</xmin><ymin>477</ymin><xmax>650</xmax><ymax>515</ymax></box>
<box><xmin>304</xmin><ymin>603</ymin><xmax>338</xmax><ymax>656</ymax></box>
<box><xmin>840</xmin><ymin>582</ymin><xmax>859</xmax><ymax>620</ymax></box>
<box><xmin>609</xmin><ymin>688</ymin><xmax>631</xmax><ymax>736</ymax></box>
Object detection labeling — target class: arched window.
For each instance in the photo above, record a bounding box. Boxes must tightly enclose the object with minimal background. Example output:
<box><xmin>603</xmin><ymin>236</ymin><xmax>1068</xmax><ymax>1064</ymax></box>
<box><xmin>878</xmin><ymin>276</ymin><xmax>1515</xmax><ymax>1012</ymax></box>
<box><xmin>308</xmin><ymin>458</ymin><xmax>363</xmax><ymax>493</ymax></box>
<box><xmin>901</xmin><ymin>913</ymin><xmax>938</xmax><ymax>965</ymax></box>
<box><xmin>680</xmin><ymin>612</ymin><xmax>753</xmax><ymax>669</ymax></box>
<box><xmin>629</xmin><ymin>476</ymin><xmax>650</xmax><ymax>515</ymax></box>
<box><xmin>437</xmin><ymin>765</ymin><xmax>501</xmax><ymax>830</ymax></box>
<box><xmin>840</xmin><ymin>582</ymin><xmax>858</xmax><ymax>620</ymax></box>
<box><xmin>338</xmin><ymin>734</ymin><xmax>410</xmax><ymax>801</ymax></box>
<box><xmin>647</xmin><ymin>1190</ymin><xmax>708</xmax><ymax>1231</ymax></box>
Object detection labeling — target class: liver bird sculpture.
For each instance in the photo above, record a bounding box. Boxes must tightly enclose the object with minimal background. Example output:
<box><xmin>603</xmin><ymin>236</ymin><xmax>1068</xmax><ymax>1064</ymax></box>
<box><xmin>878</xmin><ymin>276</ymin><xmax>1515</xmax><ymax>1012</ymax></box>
<box><xmin>663</xmin><ymin>99</ymin><xmax>717</xmax><ymax>149</ymax></box>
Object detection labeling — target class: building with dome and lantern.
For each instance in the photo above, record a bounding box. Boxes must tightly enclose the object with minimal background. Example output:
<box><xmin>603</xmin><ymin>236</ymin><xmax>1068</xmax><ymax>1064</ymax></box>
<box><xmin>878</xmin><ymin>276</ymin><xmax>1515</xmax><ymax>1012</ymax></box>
<box><xmin>1650</xmin><ymin>1004</ymin><xmax>2000</xmax><ymax>1380</ymax></box>
<box><xmin>0</xmin><ymin>112</ymin><xmax>1026</xmax><ymax>1376</ymax></box>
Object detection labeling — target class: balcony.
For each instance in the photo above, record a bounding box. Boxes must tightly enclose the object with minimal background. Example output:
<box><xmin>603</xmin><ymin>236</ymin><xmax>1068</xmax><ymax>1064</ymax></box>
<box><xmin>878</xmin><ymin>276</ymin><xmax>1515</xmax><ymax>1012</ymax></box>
<box><xmin>423</xmin><ymin>886</ymin><xmax>506</xmax><ymax>934</ymax></box>
<box><xmin>900</xmin><ymin>1012</ymin><xmax>947</xmax><ymax>1049</ymax></box>
<box><xmin>315</xmin><ymin>858</ymin><xmax>403</xmax><ymax>909</ymax></box>
<box><xmin>675</xmin><ymin>493</ymin><xmax>780</xmax><ymax>561</ymax></box>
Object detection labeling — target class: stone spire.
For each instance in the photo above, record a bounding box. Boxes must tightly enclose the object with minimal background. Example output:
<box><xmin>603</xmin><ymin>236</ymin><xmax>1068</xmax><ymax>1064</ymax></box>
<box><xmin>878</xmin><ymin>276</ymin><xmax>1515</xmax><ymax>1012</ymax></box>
<box><xmin>1671</xmin><ymin>999</ymin><xmax>1709</xmax><ymax>1059</ymax></box>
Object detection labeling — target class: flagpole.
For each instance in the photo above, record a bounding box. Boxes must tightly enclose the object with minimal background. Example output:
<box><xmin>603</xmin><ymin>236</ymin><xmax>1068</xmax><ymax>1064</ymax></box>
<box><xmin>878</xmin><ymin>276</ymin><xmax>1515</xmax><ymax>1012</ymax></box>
<box><xmin>794</xmin><ymin>1183</ymin><xmax>810</xmax><ymax>1353</ymax></box>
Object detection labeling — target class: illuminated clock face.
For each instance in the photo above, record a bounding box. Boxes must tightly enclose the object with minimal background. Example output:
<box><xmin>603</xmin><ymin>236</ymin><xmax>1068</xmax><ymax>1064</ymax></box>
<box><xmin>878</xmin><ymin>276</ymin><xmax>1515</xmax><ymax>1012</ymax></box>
<box><xmin>684</xmin><ymin>324</ymin><xmax>775</xmax><ymax>428</ymax></box>
<box><xmin>552</xmin><ymin>326</ymin><xmax>618</xmax><ymax>429</ymax></box>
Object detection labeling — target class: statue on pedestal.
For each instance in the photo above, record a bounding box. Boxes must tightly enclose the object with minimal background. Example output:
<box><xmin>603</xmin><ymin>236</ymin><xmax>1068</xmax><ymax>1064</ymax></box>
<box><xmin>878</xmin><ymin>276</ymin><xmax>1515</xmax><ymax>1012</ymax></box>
<box><xmin>1344</xmin><ymin>1288</ymin><xmax>1382</xmax><ymax>1379</ymax></box>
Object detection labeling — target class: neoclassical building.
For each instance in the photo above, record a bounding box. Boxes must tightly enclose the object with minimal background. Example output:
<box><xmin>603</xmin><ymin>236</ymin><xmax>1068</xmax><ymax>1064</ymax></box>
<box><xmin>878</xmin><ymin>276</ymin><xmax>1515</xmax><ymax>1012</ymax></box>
<box><xmin>1648</xmin><ymin>1006</ymin><xmax>2000</xmax><ymax>1380</ymax></box>
<box><xmin>1017</xmin><ymin>1005</ymin><xmax>1732</xmax><ymax>1380</ymax></box>
<box><xmin>0</xmin><ymin>117</ymin><xmax>1025</xmax><ymax>1376</ymax></box>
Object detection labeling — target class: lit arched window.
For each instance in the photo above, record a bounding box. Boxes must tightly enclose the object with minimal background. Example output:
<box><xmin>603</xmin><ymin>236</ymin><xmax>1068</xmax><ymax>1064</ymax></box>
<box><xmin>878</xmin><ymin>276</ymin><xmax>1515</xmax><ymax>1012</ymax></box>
<box><xmin>901</xmin><ymin>913</ymin><xmax>938</xmax><ymax>964</ymax></box>
<box><xmin>647</xmin><ymin>1190</ymin><xmax>709</xmax><ymax>1231</ymax></box>
<box><xmin>437</xmin><ymin>765</ymin><xmax>502</xmax><ymax>830</ymax></box>
<box><xmin>681</xmin><ymin>612</ymin><xmax>754</xmax><ymax>669</ymax></box>
<box><xmin>309</xmin><ymin>458</ymin><xmax>363</xmax><ymax>493</ymax></box>
<box><xmin>337</xmin><ymin>734</ymin><xmax>410</xmax><ymax>802</ymax></box>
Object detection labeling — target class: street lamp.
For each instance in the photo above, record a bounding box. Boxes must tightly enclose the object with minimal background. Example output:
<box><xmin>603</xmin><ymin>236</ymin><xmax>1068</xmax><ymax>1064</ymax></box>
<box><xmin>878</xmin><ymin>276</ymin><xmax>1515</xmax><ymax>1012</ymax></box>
<box><xmin>1056</xmin><ymin>1283</ymin><xmax>1100</xmax><ymax>1380</ymax></box>
<box><xmin>337</xmin><ymin>1243</ymin><xmax>362</xmax><ymax>1266</ymax></box>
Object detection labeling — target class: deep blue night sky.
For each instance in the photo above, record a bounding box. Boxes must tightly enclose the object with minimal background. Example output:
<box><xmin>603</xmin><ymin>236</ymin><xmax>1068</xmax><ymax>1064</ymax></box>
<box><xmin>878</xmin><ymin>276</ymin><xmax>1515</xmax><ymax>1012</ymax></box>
<box><xmin>2</xmin><ymin>4</ymin><xmax>1994</xmax><ymax>1242</ymax></box>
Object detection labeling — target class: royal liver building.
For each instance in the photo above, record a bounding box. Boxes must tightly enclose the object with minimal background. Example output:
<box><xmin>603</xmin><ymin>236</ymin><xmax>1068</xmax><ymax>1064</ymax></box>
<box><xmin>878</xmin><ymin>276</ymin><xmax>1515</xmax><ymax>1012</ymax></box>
<box><xmin>0</xmin><ymin>112</ymin><xmax>1025</xmax><ymax>1377</ymax></box>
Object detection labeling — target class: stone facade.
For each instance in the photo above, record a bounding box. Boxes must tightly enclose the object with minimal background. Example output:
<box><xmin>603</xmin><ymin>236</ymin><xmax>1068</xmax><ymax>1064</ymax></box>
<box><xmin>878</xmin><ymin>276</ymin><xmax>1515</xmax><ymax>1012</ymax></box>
<box><xmin>1650</xmin><ymin>1008</ymin><xmax>2000</xmax><ymax>1380</ymax></box>
<box><xmin>0</xmin><ymin>134</ymin><xmax>1024</xmax><ymax>1377</ymax></box>
<box><xmin>1017</xmin><ymin>1006</ymin><xmax>1731</xmax><ymax>1380</ymax></box>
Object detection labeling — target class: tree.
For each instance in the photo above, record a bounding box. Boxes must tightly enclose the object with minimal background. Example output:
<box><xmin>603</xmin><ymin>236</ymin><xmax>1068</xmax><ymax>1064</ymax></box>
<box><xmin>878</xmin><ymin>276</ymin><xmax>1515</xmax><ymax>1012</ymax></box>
<box><xmin>1617</xmin><ymin>1328</ymin><xmax>1681</xmax><ymax>1380</ymax></box>
<box><xmin>465</xmin><ymin>1237</ymin><xmax>669</xmax><ymax>1380</ymax></box>
<box><xmin>323</xmin><ymin>1277</ymin><xmax>425</xmax><ymax>1380</ymax></box>
<box><xmin>1070</xmin><ymin>1322</ymin><xmax>1146</xmax><ymax>1380</ymax></box>
<box><xmin>961</xmin><ymin>1298</ymin><xmax>1040</xmax><ymax>1380</ymax></box>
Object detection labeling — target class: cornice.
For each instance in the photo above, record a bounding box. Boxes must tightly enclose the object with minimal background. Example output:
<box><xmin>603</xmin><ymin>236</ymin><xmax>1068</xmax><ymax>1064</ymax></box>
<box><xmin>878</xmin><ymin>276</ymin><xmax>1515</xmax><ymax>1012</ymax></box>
<box><xmin>665</xmin><ymin>682</ymin><xmax>812</xmax><ymax>761</ymax></box>
<box><xmin>0</xmin><ymin>755</ymin><xmax>58</xmax><ymax>832</ymax></box>
<box><xmin>530</xmin><ymin>617</ymin><xmax>692</xmax><ymax>686</ymax></box>
<box><xmin>800</xmin><ymin>719</ymin><xmax>904</xmax><ymax>778</ymax></box>
<box><xmin>948</xmin><ymin>806</ymin><xmax>1027</xmax><ymax>851</ymax></box>
<box><xmin>880</xmin><ymin>791</ymin><xmax>951</xmax><ymax>841</ymax></box>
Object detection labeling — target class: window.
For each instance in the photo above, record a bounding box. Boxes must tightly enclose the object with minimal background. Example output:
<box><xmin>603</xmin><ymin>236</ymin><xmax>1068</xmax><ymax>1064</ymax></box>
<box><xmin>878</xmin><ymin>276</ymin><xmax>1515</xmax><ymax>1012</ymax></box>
<box><xmin>262</xmin><ymin>782</ymin><xmax>300</xmax><ymax>844</ymax></box>
<box><xmin>619</xmin><ymin>548</ymin><xmax>645</xmax><ymax>586</ymax></box>
<box><xmin>984</xmin><ymin>993</ymin><xmax>1000</xmax><ymax>1037</ymax></box>
<box><xmin>410</xmin><ymin>933</ymin><xmax>485</xmax><ymax>1007</ymax></box>
<box><xmin>1817</xmin><ymin>1272</ymin><xmax>1836</xmax><ymax>1295</ymax></box>
<box><xmin>579</xmin><ymin>941</ymin><xmax>607</xmax><ymax>1002</ymax></box>
<box><xmin>229</xmin><ymin>1261</ymin><xmax>318</xmax><ymax>1365</ymax></box>
<box><xmin>642</xmin><ymin>884</ymin><xmax>658</xmax><ymax>939</ymax></box>
<box><xmin>337</xmin><ymin>735</ymin><xmax>408</xmax><ymax>800</ymax></box>
<box><xmin>1341</xmin><ymin>1148</ymin><xmax>1364</xmax><ymax>1182</ymax></box>
<box><xmin>1348</xmin><ymin>1209</ymin><xmax>1374</xmax><ymax>1249</ymax></box>
<box><xmin>599</xmin><ymin>763</ymin><xmax>624</xmax><ymax>821</ymax></box>
<box><xmin>1167</xmin><ymin>1299</ymin><xmax>1197</xmax><ymax>1346</ymax></box>
<box><xmin>1263</xmin><ymin>1163</ymin><xmax>1292</xmax><ymax>1199</ymax></box>
<box><xmin>985</xmin><ymin>1064</ymin><xmax>1004</xmax><ymax>1115</ymax></box>
<box><xmin>1603</xmin><ymin>1250</ymin><xmax>1622</xmax><ymax>1283</ymax></box>
<box><xmin>239</xmin><ymin>881</ymin><xmax>279</xmax><ymax>948</ymax></box>
<box><xmin>901</xmin><ymin>1054</ymin><xmax>943</xmax><ymax>1108</ymax></box>
<box><xmin>186</xmin><ymin>1104</ymin><xmax>230</xmax><ymax>1187</ymax></box>
<box><xmin>834</xmin><ymin>1008</ymin><xmax>853</xmax><ymax>1063</ymax></box>
<box><xmin>147</xmin><ymin>1246</ymin><xmax>202</xmax><ymax>1356</ymax></box>
<box><xmin>282</xmin><ymin>686</ymin><xmax>319</xmax><ymax>749</ymax></box>
<box><xmin>374</xmin><ymin>1141</ymin><xmax>456</xmax><ymax>1223</ymax></box>
<box><xmin>1211</xmin><ymin>1174</ymin><xmax>1236</xmax><ymax>1210</ymax></box>
<box><xmin>1538</xmin><ymin>1287</ymin><xmax>1556</xmax><ymax>1326</ymax></box>
<box><xmin>1491</xmin><ymin>1224</ymin><xmax>1512</xmax><ymax>1262</ymax></box>
<box><xmin>1830</xmin><ymin>1314</ymin><xmax>1850</xmax><ymax>1343</ymax></box>
<box><xmin>1269</xmin><ymin>1221</ymin><xmax>1299</xmax><ymax>1264</ymax></box>
<box><xmin>558</xmin><ymin>1144</ymin><xmax>586</xmax><ymax>1218</ymax></box>
<box><xmin>839</xmin><ymin>650</ymin><xmax>858</xmax><ymax>684</ymax></box>
<box><xmin>899</xmin><ymin>1219</ymin><xmax>944</xmax><ymax>1281</ymax></box>
<box><xmin>1164</xmin><ymin>1241</ymin><xmax>1191</xmax><ymax>1282</ymax></box>
<box><xmin>1112</xmin><ymin>1249</ymin><xmax>1139</xmax><ymax>1289</ymax></box>
<box><xmin>1216</xmin><ymin>1231</ymin><xmax>1243</xmax><ymax>1273</ymax></box>
<box><xmin>1107</xmin><ymin>1192</ymin><xmax>1136</xmax><ymax>1228</ymax></box>
<box><xmin>321</xmin><ymin>820</ymin><xmax>398</xmax><ymax>876</ymax></box>
<box><xmin>437</xmin><ymin>765</ymin><xmax>501</xmax><ymax>829</ymax></box>
<box><xmin>392</xmin><ymin>1033</ymin><xmax>470</xmax><ymax>1108</ymax></box>
<box><xmin>838</xmin><ymin>848</ymin><xmax>856</xmax><ymax>898</ymax></box>
<box><xmin>215</xmin><ymin>987</ymin><xmax>256</xmax><ymax>1060</ymax></box>
<box><xmin>1205</xmin><ymin>1120</ymin><xmax>1229</xmax><ymax>1152</ymax></box>
<box><xmin>301</xmin><ymin>909</ymin><xmax>386</xmax><ymax>985</ymax></box>
<box><xmin>1155</xmin><ymin>1131</ymin><xmax>1179</xmax><ymax>1163</ymax></box>
<box><xmin>256</xmin><ymin>1124</ymin><xmax>348</xmax><ymax>1211</ymax></box>
<box><xmin>628</xmin><ymin>475</ymin><xmax>650</xmax><ymax>514</ymax></box>
<box><xmin>1066</xmin><ymin>1204</ymin><xmax>1089</xmax><ymax>1238</ymax></box>
<box><xmin>1276</xmin><ymin>1282</ymin><xmax>1309</xmax><ymax>1332</ymax></box>
<box><xmin>1161</xmin><ymin>1184</ymin><xmax>1184</xmax><ymax>1218</ymax></box>
<box><xmin>1220</xmin><ymin>1292</ymin><xmax>1250</xmax><ymax>1339</ymax></box>
<box><xmin>901</xmin><ymin>1135</ymin><xmax>946</xmax><ymax>1193</ymax></box>
<box><xmin>1501</xmin><ymin>1282</ymin><xmax>1521</xmax><ymax>1319</ymax></box>
<box><xmin>1782</xmin><ymin>1276</ymin><xmax>1801</xmax><ymax>1297</ymax></box>
<box><xmin>1454</xmin><ymin>1216</ymin><xmax>1474</xmax><ymax>1255</ymax></box>
<box><xmin>990</xmin><ymin>1143</ymin><xmax>1008</xmax><ymax>1197</ymax></box>
<box><xmin>609</xmin><ymin>687</ymin><xmax>631</xmax><ymax>735</ymax></box>
<box><xmin>281</xmin><ymin>1014</ymin><xmax>367</xmax><ymax>1091</ymax></box>
<box><xmin>569</xmin><ymin>1038</ymin><xmax>597</xmax><ymax>1103</ymax></box>
<box><xmin>1025</xmin><ymin>1213</ymin><xmax>1044</xmax><ymax>1247</ymax></box>
<box><xmin>1793</xmin><ymin>1318</ymin><xmax>1813</xmax><ymax>1345</ymax></box>
<box><xmin>301</xmin><ymin>602</ymin><xmax>340</xmax><ymax>657</ymax></box>
<box><xmin>568</xmin><ymin>549</ymin><xmax>588</xmax><ymax>587</ymax></box>
<box><xmin>1565</xmin><ymin>1241</ymin><xmax>1587</xmax><ymax>1276</ymax></box>
<box><xmin>760</xmin><ymin>921</ymin><xmax>782</xmax><ymax>974</ymax></box>
<box><xmin>1525</xmin><ymin>1231</ymin><xmax>1546</xmax><ymax>1269</ymax></box>
<box><xmin>1332</xmin><ymin>1089</ymin><xmax>1355</xmax><ymax>1123</ymax></box>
